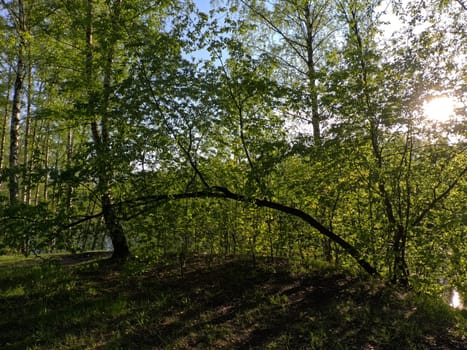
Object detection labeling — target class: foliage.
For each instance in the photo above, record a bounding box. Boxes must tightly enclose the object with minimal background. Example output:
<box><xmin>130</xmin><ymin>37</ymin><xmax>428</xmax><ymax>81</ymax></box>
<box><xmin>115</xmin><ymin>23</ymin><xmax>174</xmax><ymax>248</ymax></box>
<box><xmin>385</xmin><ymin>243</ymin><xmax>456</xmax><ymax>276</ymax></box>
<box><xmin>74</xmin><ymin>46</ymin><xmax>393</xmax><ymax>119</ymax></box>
<box><xmin>0</xmin><ymin>0</ymin><xmax>465</xmax><ymax>294</ymax></box>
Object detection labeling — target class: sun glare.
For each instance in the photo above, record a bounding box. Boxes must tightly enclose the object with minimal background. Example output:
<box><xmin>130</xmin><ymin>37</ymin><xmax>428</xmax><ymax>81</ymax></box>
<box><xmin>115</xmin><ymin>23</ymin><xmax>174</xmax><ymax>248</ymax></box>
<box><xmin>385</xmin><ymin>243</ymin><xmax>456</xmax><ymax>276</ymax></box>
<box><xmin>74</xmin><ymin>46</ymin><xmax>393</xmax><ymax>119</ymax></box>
<box><xmin>423</xmin><ymin>96</ymin><xmax>455</xmax><ymax>122</ymax></box>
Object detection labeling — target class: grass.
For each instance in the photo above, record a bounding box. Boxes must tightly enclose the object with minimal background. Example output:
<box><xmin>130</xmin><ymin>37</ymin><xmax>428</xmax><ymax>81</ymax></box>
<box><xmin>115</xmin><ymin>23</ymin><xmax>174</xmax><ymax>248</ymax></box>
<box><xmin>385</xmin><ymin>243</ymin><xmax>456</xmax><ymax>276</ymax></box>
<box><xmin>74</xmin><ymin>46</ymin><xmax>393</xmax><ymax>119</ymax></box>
<box><xmin>0</xmin><ymin>253</ymin><xmax>465</xmax><ymax>349</ymax></box>
<box><xmin>0</xmin><ymin>254</ymin><xmax>37</xmax><ymax>267</ymax></box>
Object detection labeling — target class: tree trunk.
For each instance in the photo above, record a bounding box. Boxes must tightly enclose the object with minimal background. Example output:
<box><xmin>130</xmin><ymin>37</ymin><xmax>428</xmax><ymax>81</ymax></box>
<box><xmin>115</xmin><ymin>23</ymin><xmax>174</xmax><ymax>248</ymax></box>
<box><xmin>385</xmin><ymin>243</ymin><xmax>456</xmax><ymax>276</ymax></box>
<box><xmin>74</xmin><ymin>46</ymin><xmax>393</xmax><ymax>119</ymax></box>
<box><xmin>101</xmin><ymin>190</ymin><xmax>129</xmax><ymax>260</ymax></box>
<box><xmin>341</xmin><ymin>4</ymin><xmax>410</xmax><ymax>286</ymax></box>
<box><xmin>304</xmin><ymin>4</ymin><xmax>322</xmax><ymax>147</ymax></box>
<box><xmin>123</xmin><ymin>188</ymin><xmax>380</xmax><ymax>277</ymax></box>
<box><xmin>85</xmin><ymin>0</ymin><xmax>129</xmax><ymax>261</ymax></box>
<box><xmin>9</xmin><ymin>0</ymin><xmax>27</xmax><ymax>205</ymax></box>
<box><xmin>22</xmin><ymin>58</ymin><xmax>33</xmax><ymax>203</ymax></box>
<box><xmin>42</xmin><ymin>128</ymin><xmax>49</xmax><ymax>202</ymax></box>
<box><xmin>0</xmin><ymin>67</ymin><xmax>13</xmax><ymax>191</ymax></box>
<box><xmin>390</xmin><ymin>225</ymin><xmax>409</xmax><ymax>287</ymax></box>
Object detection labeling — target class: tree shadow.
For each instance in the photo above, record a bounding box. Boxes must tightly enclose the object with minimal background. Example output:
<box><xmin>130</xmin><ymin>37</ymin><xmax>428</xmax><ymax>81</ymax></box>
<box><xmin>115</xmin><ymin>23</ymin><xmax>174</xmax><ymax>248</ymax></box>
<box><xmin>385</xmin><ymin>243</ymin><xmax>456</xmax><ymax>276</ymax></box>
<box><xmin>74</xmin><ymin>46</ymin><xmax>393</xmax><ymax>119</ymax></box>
<box><xmin>1</xmin><ymin>256</ymin><xmax>464</xmax><ymax>350</ymax></box>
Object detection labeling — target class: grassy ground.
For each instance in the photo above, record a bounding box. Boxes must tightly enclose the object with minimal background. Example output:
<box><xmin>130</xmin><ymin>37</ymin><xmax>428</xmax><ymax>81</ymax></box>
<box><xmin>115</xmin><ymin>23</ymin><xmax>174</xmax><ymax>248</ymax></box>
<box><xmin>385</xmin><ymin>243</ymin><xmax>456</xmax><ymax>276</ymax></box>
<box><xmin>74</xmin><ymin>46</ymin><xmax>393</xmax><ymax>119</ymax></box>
<box><xmin>0</xmin><ymin>253</ymin><xmax>465</xmax><ymax>350</ymax></box>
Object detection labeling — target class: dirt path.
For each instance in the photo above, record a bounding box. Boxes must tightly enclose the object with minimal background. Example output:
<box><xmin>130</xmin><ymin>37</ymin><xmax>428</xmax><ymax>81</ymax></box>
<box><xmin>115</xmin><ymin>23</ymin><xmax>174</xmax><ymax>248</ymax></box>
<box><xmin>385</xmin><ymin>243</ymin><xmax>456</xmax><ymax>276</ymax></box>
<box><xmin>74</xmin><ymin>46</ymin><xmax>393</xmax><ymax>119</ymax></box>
<box><xmin>55</xmin><ymin>251</ymin><xmax>112</xmax><ymax>266</ymax></box>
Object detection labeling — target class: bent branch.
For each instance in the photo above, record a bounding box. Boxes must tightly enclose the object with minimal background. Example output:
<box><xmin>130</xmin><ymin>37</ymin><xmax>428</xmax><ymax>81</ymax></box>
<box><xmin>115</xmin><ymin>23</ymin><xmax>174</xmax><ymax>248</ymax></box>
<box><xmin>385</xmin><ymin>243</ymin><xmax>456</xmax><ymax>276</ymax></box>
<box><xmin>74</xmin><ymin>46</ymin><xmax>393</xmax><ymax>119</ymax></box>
<box><xmin>56</xmin><ymin>186</ymin><xmax>379</xmax><ymax>276</ymax></box>
<box><xmin>118</xmin><ymin>187</ymin><xmax>380</xmax><ymax>277</ymax></box>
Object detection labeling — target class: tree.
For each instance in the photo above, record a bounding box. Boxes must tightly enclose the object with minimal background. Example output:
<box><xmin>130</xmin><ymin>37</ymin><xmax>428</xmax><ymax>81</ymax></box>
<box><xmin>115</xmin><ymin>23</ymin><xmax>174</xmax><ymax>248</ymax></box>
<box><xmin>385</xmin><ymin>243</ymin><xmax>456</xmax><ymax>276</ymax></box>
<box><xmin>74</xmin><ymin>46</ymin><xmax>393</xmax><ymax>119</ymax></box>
<box><xmin>1</xmin><ymin>0</ymin><xmax>28</xmax><ymax>205</ymax></box>
<box><xmin>0</xmin><ymin>0</ymin><xmax>464</xmax><ymax>294</ymax></box>
<box><xmin>324</xmin><ymin>0</ymin><xmax>467</xmax><ymax>285</ymax></box>
<box><xmin>82</xmin><ymin>0</ymin><xmax>129</xmax><ymax>260</ymax></box>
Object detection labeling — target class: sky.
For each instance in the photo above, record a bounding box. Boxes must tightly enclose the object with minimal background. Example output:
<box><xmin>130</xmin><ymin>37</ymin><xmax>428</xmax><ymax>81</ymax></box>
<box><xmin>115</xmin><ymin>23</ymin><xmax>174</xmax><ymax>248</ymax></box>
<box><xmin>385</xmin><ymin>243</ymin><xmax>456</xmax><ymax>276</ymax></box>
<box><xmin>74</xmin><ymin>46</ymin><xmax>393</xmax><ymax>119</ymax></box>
<box><xmin>193</xmin><ymin>0</ymin><xmax>212</xmax><ymax>13</ymax></box>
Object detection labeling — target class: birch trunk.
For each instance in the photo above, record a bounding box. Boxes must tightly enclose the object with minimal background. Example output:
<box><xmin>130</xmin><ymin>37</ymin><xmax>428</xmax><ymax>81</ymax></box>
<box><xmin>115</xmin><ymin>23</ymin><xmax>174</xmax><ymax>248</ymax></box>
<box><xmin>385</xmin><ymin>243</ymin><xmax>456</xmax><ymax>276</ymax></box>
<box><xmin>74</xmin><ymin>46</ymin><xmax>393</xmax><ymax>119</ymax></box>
<box><xmin>9</xmin><ymin>0</ymin><xmax>27</xmax><ymax>205</ymax></box>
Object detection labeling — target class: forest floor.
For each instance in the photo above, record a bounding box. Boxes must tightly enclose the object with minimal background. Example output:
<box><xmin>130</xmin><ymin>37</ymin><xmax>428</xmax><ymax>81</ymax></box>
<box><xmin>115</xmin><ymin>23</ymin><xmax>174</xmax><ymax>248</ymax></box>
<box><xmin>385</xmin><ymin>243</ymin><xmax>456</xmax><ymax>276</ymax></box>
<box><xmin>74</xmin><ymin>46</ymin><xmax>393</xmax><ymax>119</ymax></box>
<box><xmin>0</xmin><ymin>252</ymin><xmax>465</xmax><ymax>350</ymax></box>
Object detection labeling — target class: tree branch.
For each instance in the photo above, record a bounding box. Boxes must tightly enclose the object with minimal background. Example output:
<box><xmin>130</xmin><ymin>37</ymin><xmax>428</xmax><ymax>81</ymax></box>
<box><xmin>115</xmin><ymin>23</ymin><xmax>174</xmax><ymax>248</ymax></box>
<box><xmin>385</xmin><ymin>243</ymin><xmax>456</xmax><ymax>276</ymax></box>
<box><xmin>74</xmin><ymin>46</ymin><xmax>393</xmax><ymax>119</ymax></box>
<box><xmin>412</xmin><ymin>166</ymin><xmax>467</xmax><ymax>227</ymax></box>
<box><xmin>239</xmin><ymin>0</ymin><xmax>308</xmax><ymax>63</ymax></box>
<box><xmin>117</xmin><ymin>187</ymin><xmax>380</xmax><ymax>277</ymax></box>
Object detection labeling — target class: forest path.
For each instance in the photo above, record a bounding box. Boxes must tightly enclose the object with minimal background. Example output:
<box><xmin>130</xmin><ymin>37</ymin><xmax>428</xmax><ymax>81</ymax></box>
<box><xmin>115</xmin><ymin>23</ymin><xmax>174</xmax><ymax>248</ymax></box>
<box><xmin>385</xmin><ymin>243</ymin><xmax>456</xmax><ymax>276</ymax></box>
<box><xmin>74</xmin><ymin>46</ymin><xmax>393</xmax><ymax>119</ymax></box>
<box><xmin>55</xmin><ymin>251</ymin><xmax>112</xmax><ymax>265</ymax></box>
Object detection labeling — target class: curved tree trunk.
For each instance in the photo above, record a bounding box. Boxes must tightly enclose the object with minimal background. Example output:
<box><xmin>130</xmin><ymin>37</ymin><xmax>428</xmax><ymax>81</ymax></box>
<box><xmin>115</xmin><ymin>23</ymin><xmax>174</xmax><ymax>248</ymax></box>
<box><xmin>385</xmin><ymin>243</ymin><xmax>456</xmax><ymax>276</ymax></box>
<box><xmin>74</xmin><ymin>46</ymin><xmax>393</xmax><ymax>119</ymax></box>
<box><xmin>212</xmin><ymin>187</ymin><xmax>379</xmax><ymax>276</ymax></box>
<box><xmin>118</xmin><ymin>187</ymin><xmax>380</xmax><ymax>276</ymax></box>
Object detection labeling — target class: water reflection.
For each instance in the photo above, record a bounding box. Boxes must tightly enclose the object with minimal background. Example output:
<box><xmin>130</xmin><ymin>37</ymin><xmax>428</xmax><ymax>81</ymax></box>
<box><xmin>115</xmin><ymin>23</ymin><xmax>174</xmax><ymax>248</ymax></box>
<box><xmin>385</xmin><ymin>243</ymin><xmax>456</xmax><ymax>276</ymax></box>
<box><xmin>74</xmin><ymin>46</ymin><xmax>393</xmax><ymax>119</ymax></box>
<box><xmin>449</xmin><ymin>289</ymin><xmax>463</xmax><ymax>309</ymax></box>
